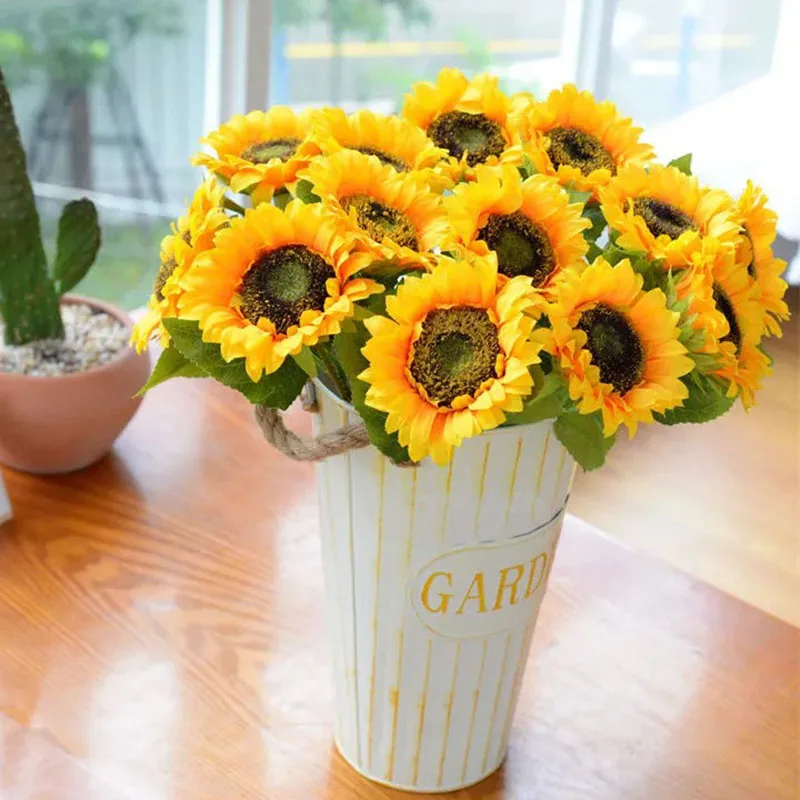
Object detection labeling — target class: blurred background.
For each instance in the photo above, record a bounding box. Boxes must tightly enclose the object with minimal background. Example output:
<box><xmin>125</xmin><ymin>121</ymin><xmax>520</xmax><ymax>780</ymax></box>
<box><xmin>1</xmin><ymin>0</ymin><xmax>798</xmax><ymax>311</ymax></box>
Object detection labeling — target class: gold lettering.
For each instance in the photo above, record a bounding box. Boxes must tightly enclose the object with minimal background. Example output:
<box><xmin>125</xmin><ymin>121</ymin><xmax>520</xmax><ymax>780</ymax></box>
<box><xmin>492</xmin><ymin>563</ymin><xmax>525</xmax><ymax>610</ymax></box>
<box><xmin>420</xmin><ymin>571</ymin><xmax>453</xmax><ymax>614</ymax></box>
<box><xmin>523</xmin><ymin>553</ymin><xmax>548</xmax><ymax>599</ymax></box>
<box><xmin>456</xmin><ymin>572</ymin><xmax>488</xmax><ymax>615</ymax></box>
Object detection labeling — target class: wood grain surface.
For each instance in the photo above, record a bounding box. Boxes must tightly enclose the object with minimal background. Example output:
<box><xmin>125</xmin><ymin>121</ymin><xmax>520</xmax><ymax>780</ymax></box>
<box><xmin>0</xmin><ymin>380</ymin><xmax>797</xmax><ymax>800</ymax></box>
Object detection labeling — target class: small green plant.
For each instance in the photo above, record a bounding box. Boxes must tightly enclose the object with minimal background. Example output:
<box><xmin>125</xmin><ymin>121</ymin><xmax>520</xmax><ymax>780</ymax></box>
<box><xmin>0</xmin><ymin>65</ymin><xmax>101</xmax><ymax>346</ymax></box>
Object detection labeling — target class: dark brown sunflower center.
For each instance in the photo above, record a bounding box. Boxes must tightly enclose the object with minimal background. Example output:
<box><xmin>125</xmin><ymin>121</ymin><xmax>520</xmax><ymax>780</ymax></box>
<box><xmin>633</xmin><ymin>197</ymin><xmax>697</xmax><ymax>240</ymax></box>
<box><xmin>742</xmin><ymin>226</ymin><xmax>757</xmax><ymax>279</ymax></box>
<box><xmin>409</xmin><ymin>306</ymin><xmax>500</xmax><ymax>407</ymax></box>
<box><xmin>427</xmin><ymin>110</ymin><xmax>506</xmax><ymax>167</ymax></box>
<box><xmin>547</xmin><ymin>126</ymin><xmax>615</xmax><ymax>176</ymax></box>
<box><xmin>153</xmin><ymin>255</ymin><xmax>177</xmax><ymax>301</ymax></box>
<box><xmin>478</xmin><ymin>211</ymin><xmax>556</xmax><ymax>286</ymax></box>
<box><xmin>241</xmin><ymin>137</ymin><xmax>300</xmax><ymax>164</ymax></box>
<box><xmin>712</xmin><ymin>282</ymin><xmax>742</xmax><ymax>353</ymax></box>
<box><xmin>238</xmin><ymin>244</ymin><xmax>334</xmax><ymax>334</ymax></box>
<box><xmin>340</xmin><ymin>193</ymin><xmax>418</xmax><ymax>249</ymax></box>
<box><xmin>353</xmin><ymin>145</ymin><xmax>409</xmax><ymax>172</ymax></box>
<box><xmin>577</xmin><ymin>303</ymin><xmax>645</xmax><ymax>395</ymax></box>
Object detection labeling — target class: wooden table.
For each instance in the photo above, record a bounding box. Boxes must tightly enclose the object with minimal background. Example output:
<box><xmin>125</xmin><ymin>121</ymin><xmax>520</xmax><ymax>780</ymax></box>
<box><xmin>1</xmin><ymin>380</ymin><xmax>797</xmax><ymax>800</ymax></box>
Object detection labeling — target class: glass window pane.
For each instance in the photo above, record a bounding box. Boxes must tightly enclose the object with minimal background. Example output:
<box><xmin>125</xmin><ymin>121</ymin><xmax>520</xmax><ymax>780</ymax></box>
<box><xmin>269</xmin><ymin>0</ymin><xmax>796</xmax><ymax>276</ymax></box>
<box><xmin>2</xmin><ymin>0</ymin><xmax>209</xmax><ymax>310</ymax></box>
<box><xmin>271</xmin><ymin>1</ymin><xmax>577</xmax><ymax>110</ymax></box>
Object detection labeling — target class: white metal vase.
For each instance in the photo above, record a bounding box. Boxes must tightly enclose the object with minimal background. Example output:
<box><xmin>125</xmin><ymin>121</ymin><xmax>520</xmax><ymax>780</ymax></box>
<box><xmin>312</xmin><ymin>381</ymin><xmax>575</xmax><ymax>793</ymax></box>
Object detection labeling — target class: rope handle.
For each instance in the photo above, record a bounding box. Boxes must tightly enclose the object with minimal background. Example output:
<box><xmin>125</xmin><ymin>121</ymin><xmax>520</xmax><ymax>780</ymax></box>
<box><xmin>253</xmin><ymin>404</ymin><xmax>370</xmax><ymax>463</ymax></box>
<box><xmin>254</xmin><ymin>382</ymin><xmax>414</xmax><ymax>466</ymax></box>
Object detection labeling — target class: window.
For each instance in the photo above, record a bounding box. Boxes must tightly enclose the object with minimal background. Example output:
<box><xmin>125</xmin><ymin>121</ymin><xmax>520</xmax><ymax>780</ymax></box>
<box><xmin>2</xmin><ymin>0</ymin><xmax>210</xmax><ymax>308</ymax></box>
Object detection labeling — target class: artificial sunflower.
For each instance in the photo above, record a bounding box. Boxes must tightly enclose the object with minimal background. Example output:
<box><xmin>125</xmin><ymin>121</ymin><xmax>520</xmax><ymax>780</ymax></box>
<box><xmin>673</xmin><ymin>253</ymin><xmax>728</xmax><ymax>360</ymax></box>
<box><xmin>546</xmin><ymin>257</ymin><xmax>693</xmax><ymax>436</ymax></box>
<box><xmin>177</xmin><ymin>201</ymin><xmax>379</xmax><ymax>381</ymax></box>
<box><xmin>402</xmin><ymin>68</ymin><xmax>522</xmax><ymax>179</ymax></box>
<box><xmin>702</xmin><ymin>239</ymin><xmax>770</xmax><ymax>409</ymax></box>
<box><xmin>191</xmin><ymin>107</ymin><xmax>319</xmax><ymax>201</ymax></box>
<box><xmin>132</xmin><ymin>179</ymin><xmax>229</xmax><ymax>352</ymax></box>
<box><xmin>311</xmin><ymin>108</ymin><xmax>447</xmax><ymax>184</ymax></box>
<box><xmin>599</xmin><ymin>163</ymin><xmax>740</xmax><ymax>270</ymax></box>
<box><xmin>733</xmin><ymin>181</ymin><xmax>790</xmax><ymax>337</ymax></box>
<box><xmin>519</xmin><ymin>84</ymin><xmax>654</xmax><ymax>196</ymax></box>
<box><xmin>300</xmin><ymin>149</ymin><xmax>450</xmax><ymax>265</ymax></box>
<box><xmin>447</xmin><ymin>164</ymin><xmax>589</xmax><ymax>289</ymax></box>
<box><xmin>360</xmin><ymin>255</ymin><xmax>543</xmax><ymax>465</ymax></box>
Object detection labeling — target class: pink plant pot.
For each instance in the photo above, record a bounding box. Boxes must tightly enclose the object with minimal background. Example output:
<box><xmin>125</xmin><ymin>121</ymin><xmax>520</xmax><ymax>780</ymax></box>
<box><xmin>0</xmin><ymin>295</ymin><xmax>151</xmax><ymax>474</ymax></box>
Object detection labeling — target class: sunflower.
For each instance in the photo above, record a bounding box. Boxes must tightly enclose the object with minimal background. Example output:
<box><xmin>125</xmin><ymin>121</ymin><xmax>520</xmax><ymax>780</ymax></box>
<box><xmin>519</xmin><ymin>84</ymin><xmax>654</xmax><ymax>196</ymax></box>
<box><xmin>673</xmin><ymin>257</ymin><xmax>728</xmax><ymax>359</ymax></box>
<box><xmin>599</xmin><ymin>163</ymin><xmax>740</xmax><ymax>270</ymax></box>
<box><xmin>191</xmin><ymin>107</ymin><xmax>319</xmax><ymax>200</ymax></box>
<box><xmin>132</xmin><ymin>179</ymin><xmax>229</xmax><ymax>352</ymax></box>
<box><xmin>300</xmin><ymin>149</ymin><xmax>449</xmax><ymax>265</ymax></box>
<box><xmin>402</xmin><ymin>68</ymin><xmax>522</xmax><ymax>180</ymax></box>
<box><xmin>546</xmin><ymin>257</ymin><xmax>693</xmax><ymax>436</ymax></box>
<box><xmin>176</xmin><ymin>201</ymin><xmax>379</xmax><ymax>382</ymax></box>
<box><xmin>359</xmin><ymin>255</ymin><xmax>543</xmax><ymax>465</ymax></box>
<box><xmin>311</xmin><ymin>107</ymin><xmax>448</xmax><ymax>186</ymax></box>
<box><xmin>702</xmin><ymin>239</ymin><xmax>770</xmax><ymax>409</ymax></box>
<box><xmin>447</xmin><ymin>164</ymin><xmax>589</xmax><ymax>289</ymax></box>
<box><xmin>733</xmin><ymin>181</ymin><xmax>790</xmax><ymax>338</ymax></box>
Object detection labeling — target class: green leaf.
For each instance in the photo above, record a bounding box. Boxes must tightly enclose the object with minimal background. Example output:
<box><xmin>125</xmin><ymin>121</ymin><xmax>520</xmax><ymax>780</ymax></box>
<box><xmin>567</xmin><ymin>188</ymin><xmax>592</xmax><ymax>205</ymax></box>
<box><xmin>601</xmin><ymin>242</ymin><xmax>648</xmax><ymax>268</ymax></box>
<box><xmin>294</xmin><ymin>178</ymin><xmax>321</xmax><ymax>204</ymax></box>
<box><xmin>134</xmin><ymin>345</ymin><xmax>207</xmax><ymax>396</ymax></box>
<box><xmin>655</xmin><ymin>373</ymin><xmax>735</xmax><ymax>425</ymax></box>
<box><xmin>359</xmin><ymin>259</ymin><xmax>410</xmax><ymax>280</ymax></box>
<box><xmin>586</xmin><ymin>242</ymin><xmax>604</xmax><ymax>261</ymax></box>
<box><xmin>554</xmin><ymin>410</ymin><xmax>615</xmax><ymax>471</ymax></box>
<box><xmin>504</xmin><ymin>372</ymin><xmax>570</xmax><ymax>426</ymax></box>
<box><xmin>667</xmin><ymin>153</ymin><xmax>693</xmax><ymax>176</ymax></box>
<box><xmin>273</xmin><ymin>187</ymin><xmax>292</xmax><ymax>210</ymax></box>
<box><xmin>333</xmin><ymin>325</ymin><xmax>410</xmax><ymax>464</ymax></box>
<box><xmin>688</xmin><ymin>351</ymin><xmax>724</xmax><ymax>372</ymax></box>
<box><xmin>163</xmin><ymin>318</ymin><xmax>306</xmax><ymax>409</ymax></box>
<box><xmin>53</xmin><ymin>199</ymin><xmax>101</xmax><ymax>295</ymax></box>
<box><xmin>519</xmin><ymin>153</ymin><xmax>536</xmax><ymax>179</ymax></box>
<box><xmin>291</xmin><ymin>346</ymin><xmax>318</xmax><ymax>378</ymax></box>
<box><xmin>582</xmin><ymin>202</ymin><xmax>606</xmax><ymax>243</ymax></box>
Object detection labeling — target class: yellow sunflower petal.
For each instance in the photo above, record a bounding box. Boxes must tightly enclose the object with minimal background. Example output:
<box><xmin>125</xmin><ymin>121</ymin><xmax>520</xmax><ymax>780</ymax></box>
<box><xmin>310</xmin><ymin>107</ymin><xmax>449</xmax><ymax>186</ymax></box>
<box><xmin>447</xmin><ymin>163</ymin><xmax>589</xmax><ymax>290</ymax></box>
<box><xmin>519</xmin><ymin>84</ymin><xmax>654</xmax><ymax>198</ymax></box>
<box><xmin>300</xmin><ymin>149</ymin><xmax>449</xmax><ymax>266</ymax></box>
<box><xmin>177</xmin><ymin>200</ymin><xmax>373</xmax><ymax>381</ymax></box>
<box><xmin>599</xmin><ymin>163</ymin><xmax>739</xmax><ymax>270</ymax></box>
<box><xmin>402</xmin><ymin>67</ymin><xmax>522</xmax><ymax>181</ymax></box>
<box><xmin>132</xmin><ymin>179</ymin><xmax>230</xmax><ymax>352</ymax></box>
<box><xmin>191</xmin><ymin>107</ymin><xmax>320</xmax><ymax>197</ymax></box>
<box><xmin>360</xmin><ymin>254</ymin><xmax>542</xmax><ymax>464</ymax></box>
<box><xmin>545</xmin><ymin>257</ymin><xmax>692</xmax><ymax>437</ymax></box>
<box><xmin>732</xmin><ymin>181</ymin><xmax>790</xmax><ymax>338</ymax></box>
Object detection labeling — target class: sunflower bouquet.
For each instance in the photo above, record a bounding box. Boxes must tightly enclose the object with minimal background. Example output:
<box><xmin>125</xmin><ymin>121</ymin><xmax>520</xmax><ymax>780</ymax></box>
<box><xmin>134</xmin><ymin>68</ymin><xmax>789</xmax><ymax>471</ymax></box>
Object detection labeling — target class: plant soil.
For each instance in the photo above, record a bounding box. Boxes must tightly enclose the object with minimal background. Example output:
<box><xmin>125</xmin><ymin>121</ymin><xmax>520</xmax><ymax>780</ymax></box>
<box><xmin>0</xmin><ymin>303</ymin><xmax>128</xmax><ymax>377</ymax></box>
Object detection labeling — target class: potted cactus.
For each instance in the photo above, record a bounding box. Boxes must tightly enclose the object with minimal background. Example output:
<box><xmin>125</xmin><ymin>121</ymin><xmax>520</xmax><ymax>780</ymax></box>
<box><xmin>0</xmin><ymin>65</ymin><xmax>150</xmax><ymax>473</ymax></box>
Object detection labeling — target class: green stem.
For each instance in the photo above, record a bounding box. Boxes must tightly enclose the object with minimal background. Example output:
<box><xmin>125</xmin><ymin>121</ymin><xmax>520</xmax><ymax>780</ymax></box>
<box><xmin>223</xmin><ymin>196</ymin><xmax>247</xmax><ymax>215</ymax></box>
<box><xmin>315</xmin><ymin>339</ymin><xmax>350</xmax><ymax>402</ymax></box>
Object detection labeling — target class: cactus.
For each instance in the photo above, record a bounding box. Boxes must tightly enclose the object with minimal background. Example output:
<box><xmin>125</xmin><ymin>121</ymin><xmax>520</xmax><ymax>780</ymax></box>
<box><xmin>0</xmin><ymin>65</ymin><xmax>101</xmax><ymax>346</ymax></box>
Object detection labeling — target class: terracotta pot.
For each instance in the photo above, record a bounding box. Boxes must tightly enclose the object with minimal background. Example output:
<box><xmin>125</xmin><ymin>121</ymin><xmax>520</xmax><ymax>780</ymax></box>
<box><xmin>0</xmin><ymin>295</ymin><xmax>151</xmax><ymax>474</ymax></box>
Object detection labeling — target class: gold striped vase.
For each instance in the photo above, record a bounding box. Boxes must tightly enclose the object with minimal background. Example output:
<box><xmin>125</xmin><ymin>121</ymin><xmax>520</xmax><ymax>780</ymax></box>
<box><xmin>312</xmin><ymin>381</ymin><xmax>575</xmax><ymax>793</ymax></box>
